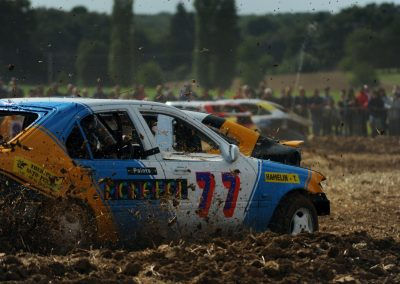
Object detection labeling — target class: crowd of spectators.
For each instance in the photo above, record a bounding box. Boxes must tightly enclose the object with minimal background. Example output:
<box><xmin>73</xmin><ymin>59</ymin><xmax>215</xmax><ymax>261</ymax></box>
<box><xmin>1</xmin><ymin>76</ymin><xmax>400</xmax><ymax>137</ymax></box>
<box><xmin>230</xmin><ymin>82</ymin><xmax>400</xmax><ymax>137</ymax></box>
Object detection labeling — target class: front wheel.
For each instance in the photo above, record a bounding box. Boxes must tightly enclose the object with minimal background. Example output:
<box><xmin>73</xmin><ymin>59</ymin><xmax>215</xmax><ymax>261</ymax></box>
<box><xmin>268</xmin><ymin>192</ymin><xmax>318</xmax><ymax>235</ymax></box>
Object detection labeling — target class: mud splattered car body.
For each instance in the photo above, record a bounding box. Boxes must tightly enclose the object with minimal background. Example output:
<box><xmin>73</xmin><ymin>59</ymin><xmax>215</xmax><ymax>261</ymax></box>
<box><xmin>0</xmin><ymin>98</ymin><xmax>329</xmax><ymax>246</ymax></box>
<box><xmin>184</xmin><ymin>110</ymin><xmax>303</xmax><ymax>166</ymax></box>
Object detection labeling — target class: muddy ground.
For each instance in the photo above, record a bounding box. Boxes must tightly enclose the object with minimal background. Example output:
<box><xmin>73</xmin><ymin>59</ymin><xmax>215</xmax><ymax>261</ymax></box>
<box><xmin>1</xmin><ymin>137</ymin><xmax>400</xmax><ymax>283</ymax></box>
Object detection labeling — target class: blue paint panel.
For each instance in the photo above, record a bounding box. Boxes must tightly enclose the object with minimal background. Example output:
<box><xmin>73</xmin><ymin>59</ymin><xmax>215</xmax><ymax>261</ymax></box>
<box><xmin>244</xmin><ymin>160</ymin><xmax>311</xmax><ymax>231</ymax></box>
<box><xmin>0</xmin><ymin>100</ymin><xmax>91</xmax><ymax>143</ymax></box>
<box><xmin>77</xmin><ymin>159</ymin><xmax>162</xmax><ymax>241</ymax></box>
<box><xmin>39</xmin><ymin>103</ymin><xmax>91</xmax><ymax>142</ymax></box>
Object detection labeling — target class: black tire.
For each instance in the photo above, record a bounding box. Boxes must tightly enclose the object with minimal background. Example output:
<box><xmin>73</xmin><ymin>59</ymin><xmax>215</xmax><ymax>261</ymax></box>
<box><xmin>268</xmin><ymin>192</ymin><xmax>318</xmax><ymax>234</ymax></box>
<box><xmin>35</xmin><ymin>200</ymin><xmax>97</xmax><ymax>254</ymax></box>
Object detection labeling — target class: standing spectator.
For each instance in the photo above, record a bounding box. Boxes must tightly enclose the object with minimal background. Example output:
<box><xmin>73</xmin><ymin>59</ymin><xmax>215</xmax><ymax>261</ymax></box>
<box><xmin>322</xmin><ymin>100</ymin><xmax>333</xmax><ymax>135</ymax></box>
<box><xmin>261</xmin><ymin>88</ymin><xmax>275</xmax><ymax>102</ymax></box>
<box><xmin>131</xmin><ymin>85</ymin><xmax>140</xmax><ymax>100</ymax></box>
<box><xmin>309</xmin><ymin>89</ymin><xmax>324</xmax><ymax>136</ymax></box>
<box><xmin>256</xmin><ymin>80</ymin><xmax>266</xmax><ymax>98</ymax></box>
<box><xmin>355</xmin><ymin>85</ymin><xmax>369</xmax><ymax>136</ymax></box>
<box><xmin>323</xmin><ymin>86</ymin><xmax>334</xmax><ymax>106</ymax></box>
<box><xmin>329</xmin><ymin>100</ymin><xmax>341</xmax><ymax>135</ymax></box>
<box><xmin>242</xmin><ymin>85</ymin><xmax>253</xmax><ymax>99</ymax></box>
<box><xmin>293</xmin><ymin>87</ymin><xmax>309</xmax><ymax>118</ymax></box>
<box><xmin>46</xmin><ymin>83</ymin><xmax>63</xmax><ymax>97</ymax></box>
<box><xmin>346</xmin><ymin>88</ymin><xmax>358</xmax><ymax>136</ymax></box>
<box><xmin>379</xmin><ymin>88</ymin><xmax>390</xmax><ymax>133</ymax></box>
<box><xmin>0</xmin><ymin>78</ymin><xmax>8</xmax><ymax>98</ymax></box>
<box><xmin>368</xmin><ymin>89</ymin><xmax>385</xmax><ymax>137</ymax></box>
<box><xmin>199</xmin><ymin>89</ymin><xmax>213</xmax><ymax>101</ymax></box>
<box><xmin>154</xmin><ymin>85</ymin><xmax>167</xmax><ymax>103</ymax></box>
<box><xmin>136</xmin><ymin>85</ymin><xmax>148</xmax><ymax>100</ymax></box>
<box><xmin>36</xmin><ymin>85</ymin><xmax>45</xmax><ymax>97</ymax></box>
<box><xmin>110</xmin><ymin>85</ymin><xmax>121</xmax><ymax>99</ymax></box>
<box><xmin>388</xmin><ymin>86</ymin><xmax>400</xmax><ymax>136</ymax></box>
<box><xmin>120</xmin><ymin>90</ymin><xmax>132</xmax><ymax>100</ymax></box>
<box><xmin>93</xmin><ymin>85</ymin><xmax>107</xmax><ymax>99</ymax></box>
<box><xmin>321</xmin><ymin>86</ymin><xmax>334</xmax><ymax>135</ymax></box>
<box><xmin>179</xmin><ymin>83</ymin><xmax>198</xmax><ymax>101</ymax></box>
<box><xmin>72</xmin><ymin>87</ymin><xmax>81</xmax><ymax>97</ymax></box>
<box><xmin>28</xmin><ymin>88</ymin><xmax>36</xmax><ymax>97</ymax></box>
<box><xmin>233</xmin><ymin>86</ymin><xmax>244</xmax><ymax>99</ymax></box>
<box><xmin>279</xmin><ymin>86</ymin><xmax>294</xmax><ymax>110</ymax></box>
<box><xmin>81</xmin><ymin>88</ymin><xmax>89</xmax><ymax>98</ymax></box>
<box><xmin>8</xmin><ymin>78</ymin><xmax>24</xmax><ymax>97</ymax></box>
<box><xmin>337</xmin><ymin>90</ymin><xmax>347</xmax><ymax>136</ymax></box>
<box><xmin>165</xmin><ymin>88</ymin><xmax>177</xmax><ymax>101</ymax></box>
<box><xmin>53</xmin><ymin>83</ymin><xmax>63</xmax><ymax>96</ymax></box>
<box><xmin>215</xmin><ymin>88</ymin><xmax>225</xmax><ymax>100</ymax></box>
<box><xmin>66</xmin><ymin>83</ymin><xmax>74</xmax><ymax>96</ymax></box>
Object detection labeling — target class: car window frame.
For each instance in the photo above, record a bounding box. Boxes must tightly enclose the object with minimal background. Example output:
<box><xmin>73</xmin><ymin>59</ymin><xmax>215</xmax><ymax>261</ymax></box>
<box><xmin>137</xmin><ymin>106</ymin><xmax>228</xmax><ymax>159</ymax></box>
<box><xmin>65</xmin><ymin>121</ymin><xmax>93</xmax><ymax>160</ymax></box>
<box><xmin>71</xmin><ymin>108</ymin><xmax>149</xmax><ymax>161</ymax></box>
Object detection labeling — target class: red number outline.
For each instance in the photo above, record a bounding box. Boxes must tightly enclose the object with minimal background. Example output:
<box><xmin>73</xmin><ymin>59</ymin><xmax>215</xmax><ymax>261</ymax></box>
<box><xmin>195</xmin><ymin>172</ymin><xmax>241</xmax><ymax>218</ymax></box>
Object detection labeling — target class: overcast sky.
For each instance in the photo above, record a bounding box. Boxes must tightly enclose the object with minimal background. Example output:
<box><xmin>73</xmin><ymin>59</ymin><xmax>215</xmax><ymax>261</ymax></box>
<box><xmin>30</xmin><ymin>0</ymin><xmax>394</xmax><ymax>14</ymax></box>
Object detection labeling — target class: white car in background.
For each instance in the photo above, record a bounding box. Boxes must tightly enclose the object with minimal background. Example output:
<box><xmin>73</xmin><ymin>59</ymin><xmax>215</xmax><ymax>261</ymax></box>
<box><xmin>167</xmin><ymin>99</ymin><xmax>311</xmax><ymax>140</ymax></box>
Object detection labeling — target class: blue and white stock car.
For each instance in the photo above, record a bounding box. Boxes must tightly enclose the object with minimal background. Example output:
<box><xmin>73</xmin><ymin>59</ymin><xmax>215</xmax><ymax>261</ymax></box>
<box><xmin>0</xmin><ymin>98</ymin><xmax>329</xmax><ymax>248</ymax></box>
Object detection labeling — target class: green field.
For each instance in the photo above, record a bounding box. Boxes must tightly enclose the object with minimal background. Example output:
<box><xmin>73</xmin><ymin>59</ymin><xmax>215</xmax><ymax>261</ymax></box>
<box><xmin>18</xmin><ymin>70</ymin><xmax>400</xmax><ymax>102</ymax></box>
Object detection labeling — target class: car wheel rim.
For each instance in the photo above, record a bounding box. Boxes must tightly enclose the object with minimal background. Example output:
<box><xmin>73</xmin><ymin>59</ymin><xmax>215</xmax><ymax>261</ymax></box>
<box><xmin>290</xmin><ymin>207</ymin><xmax>314</xmax><ymax>235</ymax></box>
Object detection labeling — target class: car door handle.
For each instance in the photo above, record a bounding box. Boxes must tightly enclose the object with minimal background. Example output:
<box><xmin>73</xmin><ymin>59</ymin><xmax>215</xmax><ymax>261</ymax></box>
<box><xmin>174</xmin><ymin>166</ymin><xmax>191</xmax><ymax>175</ymax></box>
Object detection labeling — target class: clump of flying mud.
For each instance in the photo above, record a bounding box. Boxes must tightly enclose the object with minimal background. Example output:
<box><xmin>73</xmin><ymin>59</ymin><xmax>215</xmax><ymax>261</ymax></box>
<box><xmin>1</xmin><ymin>136</ymin><xmax>400</xmax><ymax>283</ymax></box>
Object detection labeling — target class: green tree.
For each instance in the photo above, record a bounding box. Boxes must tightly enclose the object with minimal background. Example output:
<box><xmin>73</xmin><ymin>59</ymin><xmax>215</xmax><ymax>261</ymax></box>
<box><xmin>76</xmin><ymin>40</ymin><xmax>108</xmax><ymax>85</ymax></box>
<box><xmin>341</xmin><ymin>28</ymin><xmax>380</xmax><ymax>69</ymax></box>
<box><xmin>166</xmin><ymin>3</ymin><xmax>194</xmax><ymax>79</ymax></box>
<box><xmin>238</xmin><ymin>37</ymin><xmax>274</xmax><ymax>87</ymax></box>
<box><xmin>246</xmin><ymin>16</ymin><xmax>276</xmax><ymax>37</ymax></box>
<box><xmin>0</xmin><ymin>0</ymin><xmax>36</xmax><ymax>81</ymax></box>
<box><xmin>109</xmin><ymin>0</ymin><xmax>133</xmax><ymax>86</ymax></box>
<box><xmin>136</xmin><ymin>61</ymin><xmax>164</xmax><ymax>87</ymax></box>
<box><xmin>211</xmin><ymin>0</ymin><xmax>240</xmax><ymax>90</ymax></box>
<box><xmin>193</xmin><ymin>0</ymin><xmax>217</xmax><ymax>89</ymax></box>
<box><xmin>350</xmin><ymin>63</ymin><xmax>379</xmax><ymax>87</ymax></box>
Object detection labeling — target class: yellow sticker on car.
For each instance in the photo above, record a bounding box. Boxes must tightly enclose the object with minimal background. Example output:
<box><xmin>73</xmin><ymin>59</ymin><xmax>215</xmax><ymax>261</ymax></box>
<box><xmin>265</xmin><ymin>172</ymin><xmax>300</xmax><ymax>184</ymax></box>
<box><xmin>13</xmin><ymin>156</ymin><xmax>63</xmax><ymax>191</ymax></box>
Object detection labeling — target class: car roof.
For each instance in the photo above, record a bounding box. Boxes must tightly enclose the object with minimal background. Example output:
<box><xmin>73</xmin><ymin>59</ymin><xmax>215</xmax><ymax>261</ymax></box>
<box><xmin>167</xmin><ymin>99</ymin><xmax>278</xmax><ymax>106</ymax></box>
<box><xmin>1</xmin><ymin>97</ymin><xmax>167</xmax><ymax>109</ymax></box>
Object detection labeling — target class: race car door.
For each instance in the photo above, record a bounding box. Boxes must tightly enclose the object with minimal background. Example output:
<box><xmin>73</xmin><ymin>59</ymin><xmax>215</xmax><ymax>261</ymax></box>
<box><xmin>66</xmin><ymin>107</ymin><xmax>169</xmax><ymax>242</ymax></box>
<box><xmin>138</xmin><ymin>108</ymin><xmax>258</xmax><ymax>237</ymax></box>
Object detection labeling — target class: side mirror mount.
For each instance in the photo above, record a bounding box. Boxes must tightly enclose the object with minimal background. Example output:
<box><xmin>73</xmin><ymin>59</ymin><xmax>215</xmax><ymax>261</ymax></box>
<box><xmin>221</xmin><ymin>143</ymin><xmax>240</xmax><ymax>163</ymax></box>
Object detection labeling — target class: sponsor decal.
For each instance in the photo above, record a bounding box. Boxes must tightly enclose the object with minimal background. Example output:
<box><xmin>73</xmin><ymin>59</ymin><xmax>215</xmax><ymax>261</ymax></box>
<box><xmin>104</xmin><ymin>179</ymin><xmax>188</xmax><ymax>200</ymax></box>
<box><xmin>13</xmin><ymin>156</ymin><xmax>63</xmax><ymax>191</ymax></box>
<box><xmin>265</xmin><ymin>172</ymin><xmax>300</xmax><ymax>184</ymax></box>
<box><xmin>127</xmin><ymin>167</ymin><xmax>157</xmax><ymax>175</ymax></box>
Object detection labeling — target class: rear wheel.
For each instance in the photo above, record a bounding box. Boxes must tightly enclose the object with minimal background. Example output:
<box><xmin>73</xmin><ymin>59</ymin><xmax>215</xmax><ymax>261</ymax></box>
<box><xmin>269</xmin><ymin>192</ymin><xmax>318</xmax><ymax>235</ymax></box>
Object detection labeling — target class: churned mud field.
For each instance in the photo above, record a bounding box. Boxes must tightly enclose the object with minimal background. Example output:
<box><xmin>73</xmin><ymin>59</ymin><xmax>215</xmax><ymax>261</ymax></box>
<box><xmin>1</xmin><ymin>137</ymin><xmax>400</xmax><ymax>283</ymax></box>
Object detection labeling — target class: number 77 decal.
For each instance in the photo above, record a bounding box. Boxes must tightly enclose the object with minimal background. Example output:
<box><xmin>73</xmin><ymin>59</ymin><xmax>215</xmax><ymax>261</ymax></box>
<box><xmin>196</xmin><ymin>172</ymin><xmax>241</xmax><ymax>218</ymax></box>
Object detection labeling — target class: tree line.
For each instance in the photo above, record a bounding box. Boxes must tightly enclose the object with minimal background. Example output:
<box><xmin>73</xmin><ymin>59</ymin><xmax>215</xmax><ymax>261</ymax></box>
<box><xmin>0</xmin><ymin>0</ymin><xmax>399</xmax><ymax>89</ymax></box>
